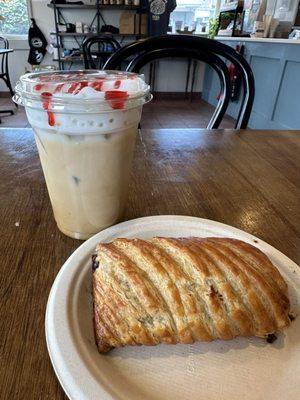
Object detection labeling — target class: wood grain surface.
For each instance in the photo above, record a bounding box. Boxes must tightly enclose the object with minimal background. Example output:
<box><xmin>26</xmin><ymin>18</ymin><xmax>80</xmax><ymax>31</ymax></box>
<box><xmin>0</xmin><ymin>128</ymin><xmax>299</xmax><ymax>399</ymax></box>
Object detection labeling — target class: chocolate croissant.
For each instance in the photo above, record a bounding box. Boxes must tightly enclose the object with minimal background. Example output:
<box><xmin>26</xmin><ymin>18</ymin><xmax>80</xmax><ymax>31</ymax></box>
<box><xmin>92</xmin><ymin>237</ymin><xmax>291</xmax><ymax>353</ymax></box>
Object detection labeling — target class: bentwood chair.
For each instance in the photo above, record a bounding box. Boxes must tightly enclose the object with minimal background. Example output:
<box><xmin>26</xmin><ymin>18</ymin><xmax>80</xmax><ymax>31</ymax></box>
<box><xmin>82</xmin><ymin>36</ymin><xmax>121</xmax><ymax>70</ymax></box>
<box><xmin>0</xmin><ymin>37</ymin><xmax>14</xmax><ymax>96</ymax></box>
<box><xmin>104</xmin><ymin>35</ymin><xmax>255</xmax><ymax>129</ymax></box>
<box><xmin>0</xmin><ymin>37</ymin><xmax>15</xmax><ymax>122</ymax></box>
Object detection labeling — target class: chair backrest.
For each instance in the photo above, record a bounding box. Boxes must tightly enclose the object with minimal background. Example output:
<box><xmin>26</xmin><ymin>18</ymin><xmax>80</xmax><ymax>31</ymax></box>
<box><xmin>0</xmin><ymin>36</ymin><xmax>9</xmax><ymax>76</ymax></box>
<box><xmin>104</xmin><ymin>35</ymin><xmax>255</xmax><ymax>129</ymax></box>
<box><xmin>82</xmin><ymin>36</ymin><xmax>121</xmax><ymax>70</ymax></box>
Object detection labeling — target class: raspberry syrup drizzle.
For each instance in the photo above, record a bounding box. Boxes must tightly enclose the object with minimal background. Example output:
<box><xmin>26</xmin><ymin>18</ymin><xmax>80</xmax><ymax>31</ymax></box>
<box><xmin>105</xmin><ymin>90</ymin><xmax>128</xmax><ymax>110</ymax></box>
<box><xmin>41</xmin><ymin>92</ymin><xmax>55</xmax><ymax>127</ymax></box>
<box><xmin>67</xmin><ymin>82</ymin><xmax>79</xmax><ymax>94</ymax></box>
<box><xmin>90</xmin><ymin>80</ymin><xmax>104</xmax><ymax>91</ymax></box>
<box><xmin>114</xmin><ymin>80</ymin><xmax>121</xmax><ymax>89</ymax></box>
<box><xmin>73</xmin><ymin>81</ymin><xmax>88</xmax><ymax>95</ymax></box>
<box><xmin>38</xmin><ymin>82</ymin><xmax>66</xmax><ymax>126</ymax></box>
<box><xmin>34</xmin><ymin>84</ymin><xmax>44</xmax><ymax>91</ymax></box>
<box><xmin>54</xmin><ymin>83</ymin><xmax>64</xmax><ymax>93</ymax></box>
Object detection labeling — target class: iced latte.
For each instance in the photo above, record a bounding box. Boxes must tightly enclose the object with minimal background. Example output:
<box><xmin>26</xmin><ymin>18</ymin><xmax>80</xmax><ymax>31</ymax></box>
<box><xmin>14</xmin><ymin>71</ymin><xmax>150</xmax><ymax>239</ymax></box>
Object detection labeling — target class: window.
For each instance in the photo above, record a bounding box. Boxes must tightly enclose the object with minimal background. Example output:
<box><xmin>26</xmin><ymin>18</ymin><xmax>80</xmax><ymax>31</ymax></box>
<box><xmin>170</xmin><ymin>0</ymin><xmax>217</xmax><ymax>34</ymax></box>
<box><xmin>0</xmin><ymin>0</ymin><xmax>29</xmax><ymax>35</ymax></box>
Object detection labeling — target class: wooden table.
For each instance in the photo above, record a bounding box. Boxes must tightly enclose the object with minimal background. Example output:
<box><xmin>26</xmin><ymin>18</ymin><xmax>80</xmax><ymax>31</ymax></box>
<box><xmin>1</xmin><ymin>128</ymin><xmax>299</xmax><ymax>399</ymax></box>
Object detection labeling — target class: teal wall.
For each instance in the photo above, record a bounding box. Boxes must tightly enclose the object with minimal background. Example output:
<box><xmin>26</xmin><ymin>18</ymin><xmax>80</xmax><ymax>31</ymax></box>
<box><xmin>202</xmin><ymin>40</ymin><xmax>300</xmax><ymax>129</ymax></box>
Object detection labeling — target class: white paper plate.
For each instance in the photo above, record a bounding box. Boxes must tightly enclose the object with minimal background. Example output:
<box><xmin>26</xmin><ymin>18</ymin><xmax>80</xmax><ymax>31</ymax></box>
<box><xmin>45</xmin><ymin>216</ymin><xmax>300</xmax><ymax>400</ymax></box>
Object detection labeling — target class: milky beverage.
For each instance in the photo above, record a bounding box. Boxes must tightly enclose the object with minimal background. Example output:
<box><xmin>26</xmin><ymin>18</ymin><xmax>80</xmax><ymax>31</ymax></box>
<box><xmin>15</xmin><ymin>71</ymin><xmax>150</xmax><ymax>239</ymax></box>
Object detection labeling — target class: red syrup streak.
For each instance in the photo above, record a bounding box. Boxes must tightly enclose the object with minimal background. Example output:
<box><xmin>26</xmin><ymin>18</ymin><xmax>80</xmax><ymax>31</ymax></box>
<box><xmin>34</xmin><ymin>84</ymin><xmax>44</xmax><ymax>91</ymax></box>
<box><xmin>54</xmin><ymin>83</ymin><xmax>64</xmax><ymax>93</ymax></box>
<box><xmin>41</xmin><ymin>92</ymin><xmax>55</xmax><ymax>126</ymax></box>
<box><xmin>73</xmin><ymin>80</ymin><xmax>88</xmax><ymax>94</ymax></box>
<box><xmin>104</xmin><ymin>91</ymin><xmax>128</xmax><ymax>110</ymax></box>
<box><xmin>114</xmin><ymin>80</ymin><xmax>121</xmax><ymax>89</ymax></box>
<box><xmin>47</xmin><ymin>112</ymin><xmax>55</xmax><ymax>126</ymax></box>
<box><xmin>67</xmin><ymin>80</ymin><xmax>90</xmax><ymax>94</ymax></box>
<box><xmin>90</xmin><ymin>80</ymin><xmax>104</xmax><ymax>91</ymax></box>
<box><xmin>67</xmin><ymin>82</ymin><xmax>80</xmax><ymax>94</ymax></box>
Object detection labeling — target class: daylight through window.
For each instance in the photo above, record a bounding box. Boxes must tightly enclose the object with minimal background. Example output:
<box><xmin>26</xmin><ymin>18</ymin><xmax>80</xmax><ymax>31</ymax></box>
<box><xmin>0</xmin><ymin>0</ymin><xmax>29</xmax><ymax>35</ymax></box>
<box><xmin>170</xmin><ymin>0</ymin><xmax>217</xmax><ymax>33</ymax></box>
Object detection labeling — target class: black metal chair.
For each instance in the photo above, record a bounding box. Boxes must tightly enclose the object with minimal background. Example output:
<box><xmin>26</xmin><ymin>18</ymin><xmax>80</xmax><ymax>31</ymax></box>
<box><xmin>0</xmin><ymin>37</ymin><xmax>14</xmax><ymax>96</ymax></box>
<box><xmin>104</xmin><ymin>35</ymin><xmax>255</xmax><ymax>129</ymax></box>
<box><xmin>0</xmin><ymin>37</ymin><xmax>15</xmax><ymax>122</ymax></box>
<box><xmin>82</xmin><ymin>36</ymin><xmax>121</xmax><ymax>70</ymax></box>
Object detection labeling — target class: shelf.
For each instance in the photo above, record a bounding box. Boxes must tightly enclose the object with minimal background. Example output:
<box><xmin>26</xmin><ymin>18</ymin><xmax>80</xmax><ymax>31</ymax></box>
<box><xmin>53</xmin><ymin>50</ymin><xmax>122</xmax><ymax>63</ymax></box>
<box><xmin>53</xmin><ymin>57</ymin><xmax>83</xmax><ymax>62</ymax></box>
<box><xmin>48</xmin><ymin>3</ymin><xmax>97</xmax><ymax>9</ymax></box>
<box><xmin>48</xmin><ymin>2</ymin><xmax>147</xmax><ymax>68</ymax></box>
<box><xmin>51</xmin><ymin>31</ymin><xmax>145</xmax><ymax>37</ymax></box>
<box><xmin>52</xmin><ymin>32</ymin><xmax>97</xmax><ymax>36</ymax></box>
<box><xmin>47</xmin><ymin>3</ymin><xmax>141</xmax><ymax>10</ymax></box>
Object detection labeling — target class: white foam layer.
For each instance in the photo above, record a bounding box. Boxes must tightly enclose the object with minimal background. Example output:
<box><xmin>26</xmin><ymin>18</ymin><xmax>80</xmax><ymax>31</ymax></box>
<box><xmin>26</xmin><ymin>106</ymin><xmax>142</xmax><ymax>135</ymax></box>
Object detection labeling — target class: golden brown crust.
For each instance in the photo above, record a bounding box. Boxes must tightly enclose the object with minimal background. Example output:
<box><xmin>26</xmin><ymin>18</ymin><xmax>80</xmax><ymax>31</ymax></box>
<box><xmin>92</xmin><ymin>237</ymin><xmax>291</xmax><ymax>353</ymax></box>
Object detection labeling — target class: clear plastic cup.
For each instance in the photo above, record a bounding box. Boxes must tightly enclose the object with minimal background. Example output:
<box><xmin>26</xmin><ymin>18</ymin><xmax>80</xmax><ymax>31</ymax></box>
<box><xmin>14</xmin><ymin>70</ymin><xmax>151</xmax><ymax>239</ymax></box>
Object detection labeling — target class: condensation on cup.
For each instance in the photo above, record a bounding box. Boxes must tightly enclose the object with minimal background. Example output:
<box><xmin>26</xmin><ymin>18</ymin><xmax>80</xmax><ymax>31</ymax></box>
<box><xmin>14</xmin><ymin>70</ymin><xmax>151</xmax><ymax>240</ymax></box>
